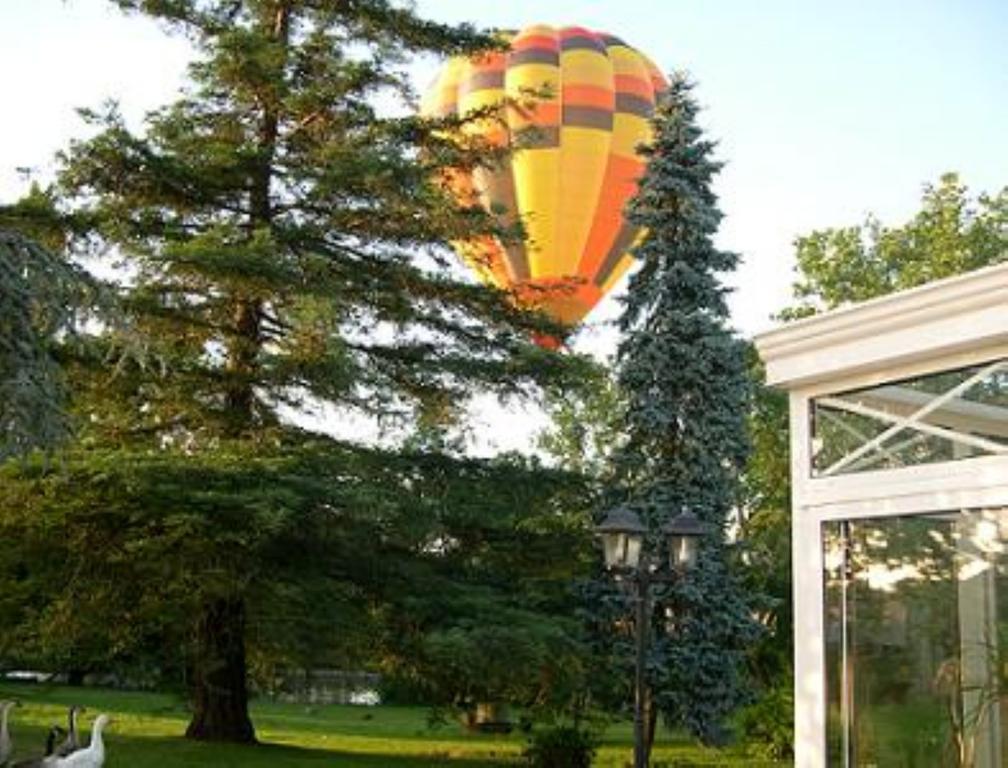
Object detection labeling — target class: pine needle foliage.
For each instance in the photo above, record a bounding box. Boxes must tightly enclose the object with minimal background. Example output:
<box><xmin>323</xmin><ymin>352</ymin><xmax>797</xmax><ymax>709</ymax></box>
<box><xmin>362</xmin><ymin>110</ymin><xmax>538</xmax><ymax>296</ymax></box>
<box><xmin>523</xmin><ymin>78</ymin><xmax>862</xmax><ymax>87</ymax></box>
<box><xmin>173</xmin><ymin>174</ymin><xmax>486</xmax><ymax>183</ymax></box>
<box><xmin>0</xmin><ymin>229</ymin><xmax>104</xmax><ymax>460</ymax></box>
<box><xmin>1</xmin><ymin>0</ymin><xmax>590</xmax><ymax>743</ymax></box>
<box><xmin>611</xmin><ymin>74</ymin><xmax>761</xmax><ymax>745</ymax></box>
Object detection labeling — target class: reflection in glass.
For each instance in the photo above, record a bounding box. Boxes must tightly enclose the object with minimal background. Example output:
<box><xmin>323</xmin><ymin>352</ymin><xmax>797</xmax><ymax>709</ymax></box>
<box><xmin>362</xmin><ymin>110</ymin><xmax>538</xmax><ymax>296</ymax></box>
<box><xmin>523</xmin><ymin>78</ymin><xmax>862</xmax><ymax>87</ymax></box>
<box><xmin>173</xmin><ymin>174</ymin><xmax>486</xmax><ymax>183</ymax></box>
<box><xmin>824</xmin><ymin>509</ymin><xmax>1008</xmax><ymax>767</ymax></box>
<box><xmin>811</xmin><ymin>360</ymin><xmax>1008</xmax><ymax>477</ymax></box>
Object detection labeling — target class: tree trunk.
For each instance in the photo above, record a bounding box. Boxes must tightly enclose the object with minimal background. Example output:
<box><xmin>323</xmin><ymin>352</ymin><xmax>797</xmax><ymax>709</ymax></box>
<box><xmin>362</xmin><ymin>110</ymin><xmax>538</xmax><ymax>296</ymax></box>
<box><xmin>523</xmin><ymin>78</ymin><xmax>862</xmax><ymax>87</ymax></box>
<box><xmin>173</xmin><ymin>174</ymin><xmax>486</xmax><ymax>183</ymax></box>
<box><xmin>184</xmin><ymin>1</ymin><xmax>289</xmax><ymax>746</ymax></box>
<box><xmin>185</xmin><ymin>597</ymin><xmax>256</xmax><ymax>743</ymax></box>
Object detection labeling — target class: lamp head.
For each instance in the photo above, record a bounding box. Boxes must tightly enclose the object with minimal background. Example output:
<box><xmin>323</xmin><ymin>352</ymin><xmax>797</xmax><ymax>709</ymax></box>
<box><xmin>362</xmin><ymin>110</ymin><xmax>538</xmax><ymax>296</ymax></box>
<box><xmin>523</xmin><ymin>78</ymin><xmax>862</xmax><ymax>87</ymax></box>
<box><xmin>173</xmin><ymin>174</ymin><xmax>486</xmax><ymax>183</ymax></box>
<box><xmin>661</xmin><ymin>507</ymin><xmax>708</xmax><ymax>571</ymax></box>
<box><xmin>595</xmin><ymin>505</ymin><xmax>646</xmax><ymax>570</ymax></box>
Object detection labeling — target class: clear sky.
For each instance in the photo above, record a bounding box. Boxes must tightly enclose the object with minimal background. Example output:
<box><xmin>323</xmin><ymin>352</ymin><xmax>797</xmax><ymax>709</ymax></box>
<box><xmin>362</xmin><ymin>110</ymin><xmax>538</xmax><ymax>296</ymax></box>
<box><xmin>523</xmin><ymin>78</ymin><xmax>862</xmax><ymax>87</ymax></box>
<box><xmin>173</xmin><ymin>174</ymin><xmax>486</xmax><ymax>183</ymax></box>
<box><xmin>2</xmin><ymin>0</ymin><xmax>1006</xmax><ymax>337</ymax></box>
<box><xmin>1</xmin><ymin>0</ymin><xmax>1006</xmax><ymax>451</ymax></box>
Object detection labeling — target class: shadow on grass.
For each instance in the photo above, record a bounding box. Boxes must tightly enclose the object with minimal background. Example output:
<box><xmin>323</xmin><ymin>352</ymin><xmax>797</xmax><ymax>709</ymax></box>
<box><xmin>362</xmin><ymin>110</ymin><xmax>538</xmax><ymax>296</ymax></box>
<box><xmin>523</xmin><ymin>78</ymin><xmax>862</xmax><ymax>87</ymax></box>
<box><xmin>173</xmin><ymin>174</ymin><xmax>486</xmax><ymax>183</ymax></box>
<box><xmin>100</xmin><ymin>733</ymin><xmax>520</xmax><ymax>768</ymax></box>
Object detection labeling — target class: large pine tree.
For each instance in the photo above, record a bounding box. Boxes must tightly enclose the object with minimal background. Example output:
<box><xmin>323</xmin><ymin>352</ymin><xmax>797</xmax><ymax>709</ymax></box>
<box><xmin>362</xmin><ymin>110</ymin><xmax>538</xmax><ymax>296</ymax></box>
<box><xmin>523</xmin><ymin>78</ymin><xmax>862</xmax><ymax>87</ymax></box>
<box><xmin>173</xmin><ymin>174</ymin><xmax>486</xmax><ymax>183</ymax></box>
<box><xmin>4</xmin><ymin>0</ymin><xmax>584</xmax><ymax>742</ymax></box>
<box><xmin>612</xmin><ymin>74</ymin><xmax>760</xmax><ymax>746</ymax></box>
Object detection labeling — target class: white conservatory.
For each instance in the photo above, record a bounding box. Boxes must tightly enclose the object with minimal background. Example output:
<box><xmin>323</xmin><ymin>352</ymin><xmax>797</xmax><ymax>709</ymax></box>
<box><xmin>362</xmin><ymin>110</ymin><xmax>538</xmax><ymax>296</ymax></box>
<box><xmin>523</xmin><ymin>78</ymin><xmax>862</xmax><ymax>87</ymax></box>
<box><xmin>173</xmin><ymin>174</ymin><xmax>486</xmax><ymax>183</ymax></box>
<box><xmin>755</xmin><ymin>262</ymin><xmax>1008</xmax><ymax>767</ymax></box>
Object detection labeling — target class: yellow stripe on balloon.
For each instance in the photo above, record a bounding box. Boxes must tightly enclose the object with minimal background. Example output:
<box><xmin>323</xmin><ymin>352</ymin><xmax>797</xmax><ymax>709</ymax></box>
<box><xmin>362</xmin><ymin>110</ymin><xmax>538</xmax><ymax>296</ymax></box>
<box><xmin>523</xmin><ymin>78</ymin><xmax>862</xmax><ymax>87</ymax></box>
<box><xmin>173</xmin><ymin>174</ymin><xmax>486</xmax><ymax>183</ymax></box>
<box><xmin>458</xmin><ymin>64</ymin><xmax>505</xmax><ymax>136</ymax></box>
<box><xmin>506</xmin><ymin>38</ymin><xmax>561</xmax><ymax>280</ymax></box>
<box><xmin>556</xmin><ymin>127</ymin><xmax>610</xmax><ymax>277</ymax></box>
<box><xmin>610</xmin><ymin>44</ymin><xmax>655</xmax><ymax>158</ymax></box>
<box><xmin>505</xmin><ymin>63</ymin><xmax>560</xmax><ymax>126</ymax></box>
<box><xmin>560</xmin><ymin>49</ymin><xmax>612</xmax><ymax>86</ymax></box>
<box><xmin>610</xmin><ymin>114</ymin><xmax>651</xmax><ymax>157</ymax></box>
<box><xmin>607</xmin><ymin>45</ymin><xmax>640</xmax><ymax>72</ymax></box>
<box><xmin>430</xmin><ymin>58</ymin><xmax>465</xmax><ymax>117</ymax></box>
<box><xmin>555</xmin><ymin>40</ymin><xmax>613</xmax><ymax>280</ymax></box>
<box><xmin>513</xmin><ymin>151</ymin><xmax>560</xmax><ymax>281</ymax></box>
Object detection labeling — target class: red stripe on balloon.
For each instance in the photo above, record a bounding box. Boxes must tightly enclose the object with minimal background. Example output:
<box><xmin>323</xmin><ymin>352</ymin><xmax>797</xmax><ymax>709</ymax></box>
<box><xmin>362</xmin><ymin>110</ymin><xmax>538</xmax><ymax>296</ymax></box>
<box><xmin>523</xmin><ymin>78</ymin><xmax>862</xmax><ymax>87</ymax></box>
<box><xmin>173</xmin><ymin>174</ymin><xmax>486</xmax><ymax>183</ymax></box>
<box><xmin>614</xmin><ymin>75</ymin><xmax>654</xmax><ymax>102</ymax></box>
<box><xmin>559</xmin><ymin>26</ymin><xmax>595</xmax><ymax>39</ymax></box>
<box><xmin>562</xmin><ymin>84</ymin><xmax>614</xmax><ymax>110</ymax></box>
<box><xmin>511</xmin><ymin>34</ymin><xmax>559</xmax><ymax>52</ymax></box>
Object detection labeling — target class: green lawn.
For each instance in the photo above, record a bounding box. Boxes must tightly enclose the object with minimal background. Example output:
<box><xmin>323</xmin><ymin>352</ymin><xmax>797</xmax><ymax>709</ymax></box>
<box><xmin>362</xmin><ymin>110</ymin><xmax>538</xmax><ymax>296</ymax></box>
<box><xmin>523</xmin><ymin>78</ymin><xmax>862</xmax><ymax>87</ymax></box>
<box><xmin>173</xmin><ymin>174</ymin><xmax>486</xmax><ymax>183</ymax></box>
<box><xmin>0</xmin><ymin>682</ymin><xmax>784</xmax><ymax>767</ymax></box>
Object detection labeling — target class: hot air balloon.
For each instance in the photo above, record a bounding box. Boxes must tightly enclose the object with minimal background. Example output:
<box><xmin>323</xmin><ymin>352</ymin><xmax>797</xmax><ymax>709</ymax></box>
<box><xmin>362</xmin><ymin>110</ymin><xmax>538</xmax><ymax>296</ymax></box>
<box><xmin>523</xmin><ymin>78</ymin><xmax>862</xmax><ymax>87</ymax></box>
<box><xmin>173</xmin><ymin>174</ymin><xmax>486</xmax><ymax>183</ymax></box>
<box><xmin>421</xmin><ymin>25</ymin><xmax>666</xmax><ymax>338</ymax></box>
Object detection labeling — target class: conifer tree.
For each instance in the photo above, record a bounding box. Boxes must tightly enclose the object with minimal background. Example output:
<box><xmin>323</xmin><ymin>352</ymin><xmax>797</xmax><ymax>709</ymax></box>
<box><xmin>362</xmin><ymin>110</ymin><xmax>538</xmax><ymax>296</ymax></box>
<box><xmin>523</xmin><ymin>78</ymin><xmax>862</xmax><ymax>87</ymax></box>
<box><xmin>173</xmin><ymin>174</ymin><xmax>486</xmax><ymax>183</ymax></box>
<box><xmin>6</xmin><ymin>0</ymin><xmax>585</xmax><ymax>742</ymax></box>
<box><xmin>0</xmin><ymin>226</ymin><xmax>104</xmax><ymax>459</ymax></box>
<box><xmin>611</xmin><ymin>74</ymin><xmax>760</xmax><ymax>747</ymax></box>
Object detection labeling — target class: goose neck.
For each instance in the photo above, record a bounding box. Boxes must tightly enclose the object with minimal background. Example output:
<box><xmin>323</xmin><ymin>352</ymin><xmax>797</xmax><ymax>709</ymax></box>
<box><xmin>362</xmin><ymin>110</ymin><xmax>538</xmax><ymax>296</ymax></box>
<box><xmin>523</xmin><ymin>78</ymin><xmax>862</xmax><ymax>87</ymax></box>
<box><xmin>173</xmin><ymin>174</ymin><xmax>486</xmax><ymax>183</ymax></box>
<box><xmin>90</xmin><ymin>720</ymin><xmax>106</xmax><ymax>755</ymax></box>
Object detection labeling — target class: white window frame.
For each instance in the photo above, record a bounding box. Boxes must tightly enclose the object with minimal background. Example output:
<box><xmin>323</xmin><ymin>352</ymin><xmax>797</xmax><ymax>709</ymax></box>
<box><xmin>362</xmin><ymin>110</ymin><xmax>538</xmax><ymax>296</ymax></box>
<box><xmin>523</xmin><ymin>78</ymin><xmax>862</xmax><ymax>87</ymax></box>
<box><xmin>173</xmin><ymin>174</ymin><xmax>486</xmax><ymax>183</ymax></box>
<box><xmin>755</xmin><ymin>263</ymin><xmax>1008</xmax><ymax>768</ymax></box>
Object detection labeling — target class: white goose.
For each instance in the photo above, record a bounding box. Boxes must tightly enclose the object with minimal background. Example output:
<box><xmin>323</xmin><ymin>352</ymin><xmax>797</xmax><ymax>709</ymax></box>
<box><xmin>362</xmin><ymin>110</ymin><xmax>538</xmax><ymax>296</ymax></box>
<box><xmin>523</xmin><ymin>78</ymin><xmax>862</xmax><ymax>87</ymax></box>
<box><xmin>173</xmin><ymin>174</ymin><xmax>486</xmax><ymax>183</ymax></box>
<box><xmin>49</xmin><ymin>715</ymin><xmax>111</xmax><ymax>768</ymax></box>
<box><xmin>0</xmin><ymin>700</ymin><xmax>18</xmax><ymax>766</ymax></box>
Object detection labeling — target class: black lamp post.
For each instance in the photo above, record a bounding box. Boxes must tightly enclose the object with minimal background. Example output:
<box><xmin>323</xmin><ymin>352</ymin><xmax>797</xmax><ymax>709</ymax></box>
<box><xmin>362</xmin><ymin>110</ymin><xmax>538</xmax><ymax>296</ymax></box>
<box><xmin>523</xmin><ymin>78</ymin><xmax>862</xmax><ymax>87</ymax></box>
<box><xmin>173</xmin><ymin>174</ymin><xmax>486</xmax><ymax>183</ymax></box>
<box><xmin>595</xmin><ymin>505</ymin><xmax>706</xmax><ymax>768</ymax></box>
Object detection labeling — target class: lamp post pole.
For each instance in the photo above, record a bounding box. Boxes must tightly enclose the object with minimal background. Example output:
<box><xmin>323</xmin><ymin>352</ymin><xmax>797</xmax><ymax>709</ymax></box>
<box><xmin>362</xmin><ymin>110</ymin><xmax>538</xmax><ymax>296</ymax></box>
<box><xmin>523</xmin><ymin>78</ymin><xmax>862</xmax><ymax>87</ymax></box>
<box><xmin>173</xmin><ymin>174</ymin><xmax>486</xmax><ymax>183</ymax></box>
<box><xmin>629</xmin><ymin>553</ymin><xmax>675</xmax><ymax>768</ymax></box>
<box><xmin>632</xmin><ymin>559</ymin><xmax>652</xmax><ymax>768</ymax></box>
<box><xmin>595</xmin><ymin>505</ymin><xmax>707</xmax><ymax>768</ymax></box>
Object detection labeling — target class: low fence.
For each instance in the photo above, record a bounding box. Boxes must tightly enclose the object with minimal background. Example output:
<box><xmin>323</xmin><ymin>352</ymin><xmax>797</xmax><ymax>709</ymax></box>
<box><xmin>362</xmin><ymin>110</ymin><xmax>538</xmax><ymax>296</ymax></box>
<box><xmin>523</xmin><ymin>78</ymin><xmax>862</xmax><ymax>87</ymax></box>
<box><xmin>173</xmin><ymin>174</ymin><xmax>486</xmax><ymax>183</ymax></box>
<box><xmin>256</xmin><ymin>669</ymin><xmax>381</xmax><ymax>706</ymax></box>
<box><xmin>2</xmin><ymin>668</ymin><xmax>382</xmax><ymax>707</ymax></box>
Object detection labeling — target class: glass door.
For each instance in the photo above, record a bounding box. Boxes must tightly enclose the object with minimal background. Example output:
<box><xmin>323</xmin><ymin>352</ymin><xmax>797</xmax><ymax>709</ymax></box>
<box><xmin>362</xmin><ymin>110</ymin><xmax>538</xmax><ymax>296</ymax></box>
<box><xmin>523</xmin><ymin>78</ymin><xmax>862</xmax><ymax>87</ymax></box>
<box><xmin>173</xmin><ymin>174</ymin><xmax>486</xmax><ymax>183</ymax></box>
<box><xmin>824</xmin><ymin>509</ymin><xmax>1008</xmax><ymax>767</ymax></box>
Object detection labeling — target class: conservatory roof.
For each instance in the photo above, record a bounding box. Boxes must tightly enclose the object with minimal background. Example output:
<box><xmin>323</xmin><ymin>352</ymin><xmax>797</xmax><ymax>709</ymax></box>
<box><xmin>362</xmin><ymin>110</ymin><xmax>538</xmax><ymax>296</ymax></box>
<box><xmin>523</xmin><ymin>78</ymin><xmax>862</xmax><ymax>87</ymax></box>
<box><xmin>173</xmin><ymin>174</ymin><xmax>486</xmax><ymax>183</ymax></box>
<box><xmin>755</xmin><ymin>261</ymin><xmax>1008</xmax><ymax>390</ymax></box>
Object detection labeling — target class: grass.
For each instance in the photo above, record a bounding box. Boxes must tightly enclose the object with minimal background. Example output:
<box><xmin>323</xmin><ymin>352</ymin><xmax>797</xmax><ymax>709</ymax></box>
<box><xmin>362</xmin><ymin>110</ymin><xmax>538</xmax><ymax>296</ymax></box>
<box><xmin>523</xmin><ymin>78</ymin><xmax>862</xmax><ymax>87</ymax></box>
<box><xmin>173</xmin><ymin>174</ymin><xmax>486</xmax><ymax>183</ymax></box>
<box><xmin>0</xmin><ymin>682</ymin><xmax>785</xmax><ymax>767</ymax></box>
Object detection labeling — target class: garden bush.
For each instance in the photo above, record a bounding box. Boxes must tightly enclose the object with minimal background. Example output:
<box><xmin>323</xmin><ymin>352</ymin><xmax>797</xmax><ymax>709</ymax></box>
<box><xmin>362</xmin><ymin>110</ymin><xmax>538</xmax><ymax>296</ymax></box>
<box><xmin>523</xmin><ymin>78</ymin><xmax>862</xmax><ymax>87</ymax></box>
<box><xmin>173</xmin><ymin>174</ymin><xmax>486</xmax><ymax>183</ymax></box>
<box><xmin>524</xmin><ymin>724</ymin><xmax>598</xmax><ymax>767</ymax></box>
<box><xmin>736</xmin><ymin>682</ymin><xmax>794</xmax><ymax>759</ymax></box>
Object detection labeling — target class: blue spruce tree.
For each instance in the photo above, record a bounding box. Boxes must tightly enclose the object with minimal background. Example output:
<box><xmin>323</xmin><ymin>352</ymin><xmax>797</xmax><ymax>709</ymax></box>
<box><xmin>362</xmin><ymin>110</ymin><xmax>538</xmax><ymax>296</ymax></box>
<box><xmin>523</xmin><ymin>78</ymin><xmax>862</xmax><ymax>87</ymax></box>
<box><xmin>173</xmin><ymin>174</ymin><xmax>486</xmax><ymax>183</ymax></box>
<box><xmin>614</xmin><ymin>74</ymin><xmax>761</xmax><ymax>747</ymax></box>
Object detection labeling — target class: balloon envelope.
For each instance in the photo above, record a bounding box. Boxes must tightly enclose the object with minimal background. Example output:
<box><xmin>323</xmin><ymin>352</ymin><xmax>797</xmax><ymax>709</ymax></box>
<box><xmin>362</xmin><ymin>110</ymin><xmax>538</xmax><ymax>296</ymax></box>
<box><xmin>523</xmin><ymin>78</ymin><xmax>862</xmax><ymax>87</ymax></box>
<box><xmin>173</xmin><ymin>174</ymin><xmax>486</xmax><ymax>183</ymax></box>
<box><xmin>422</xmin><ymin>25</ymin><xmax>666</xmax><ymax>330</ymax></box>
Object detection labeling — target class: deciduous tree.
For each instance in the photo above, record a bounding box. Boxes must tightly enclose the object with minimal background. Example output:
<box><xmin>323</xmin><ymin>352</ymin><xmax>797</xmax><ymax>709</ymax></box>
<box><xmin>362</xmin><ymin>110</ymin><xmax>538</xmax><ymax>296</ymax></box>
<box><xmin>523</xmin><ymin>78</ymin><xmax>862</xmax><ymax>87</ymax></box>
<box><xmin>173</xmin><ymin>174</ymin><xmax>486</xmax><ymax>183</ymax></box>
<box><xmin>784</xmin><ymin>173</ymin><xmax>1008</xmax><ymax>317</ymax></box>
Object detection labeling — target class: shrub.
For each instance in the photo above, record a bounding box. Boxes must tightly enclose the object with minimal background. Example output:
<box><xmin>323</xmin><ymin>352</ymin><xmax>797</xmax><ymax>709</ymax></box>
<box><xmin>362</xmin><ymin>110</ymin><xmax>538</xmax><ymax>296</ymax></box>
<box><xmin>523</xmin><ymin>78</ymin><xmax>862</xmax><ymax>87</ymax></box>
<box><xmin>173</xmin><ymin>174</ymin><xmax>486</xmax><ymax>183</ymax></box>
<box><xmin>524</xmin><ymin>724</ymin><xmax>598</xmax><ymax>768</ymax></box>
<box><xmin>736</xmin><ymin>682</ymin><xmax>794</xmax><ymax>760</ymax></box>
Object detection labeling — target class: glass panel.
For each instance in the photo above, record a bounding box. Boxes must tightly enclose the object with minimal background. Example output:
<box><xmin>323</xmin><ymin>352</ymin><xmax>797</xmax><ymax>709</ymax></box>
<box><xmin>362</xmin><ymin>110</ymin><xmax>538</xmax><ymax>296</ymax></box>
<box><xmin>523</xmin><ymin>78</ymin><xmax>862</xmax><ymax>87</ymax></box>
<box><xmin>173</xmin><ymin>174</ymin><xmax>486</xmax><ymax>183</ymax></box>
<box><xmin>602</xmin><ymin>532</ymin><xmax>626</xmax><ymax>568</ymax></box>
<box><xmin>811</xmin><ymin>359</ymin><xmax>1008</xmax><ymax>477</ymax></box>
<box><xmin>824</xmin><ymin>509</ymin><xmax>1008</xmax><ymax>767</ymax></box>
<box><xmin>625</xmin><ymin>535</ymin><xmax>642</xmax><ymax>569</ymax></box>
<box><xmin>823</xmin><ymin>521</ymin><xmax>849</xmax><ymax>765</ymax></box>
<box><xmin>669</xmin><ymin>535</ymin><xmax>698</xmax><ymax>570</ymax></box>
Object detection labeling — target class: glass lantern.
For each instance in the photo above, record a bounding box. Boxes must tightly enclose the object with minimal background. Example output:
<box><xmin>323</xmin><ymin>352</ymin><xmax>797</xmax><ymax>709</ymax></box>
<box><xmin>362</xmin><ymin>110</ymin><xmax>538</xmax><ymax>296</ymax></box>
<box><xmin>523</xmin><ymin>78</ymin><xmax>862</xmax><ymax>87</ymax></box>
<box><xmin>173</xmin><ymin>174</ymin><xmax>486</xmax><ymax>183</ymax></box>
<box><xmin>595</xmin><ymin>505</ymin><xmax>646</xmax><ymax>569</ymax></box>
<box><xmin>662</xmin><ymin>508</ymin><xmax>707</xmax><ymax>570</ymax></box>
